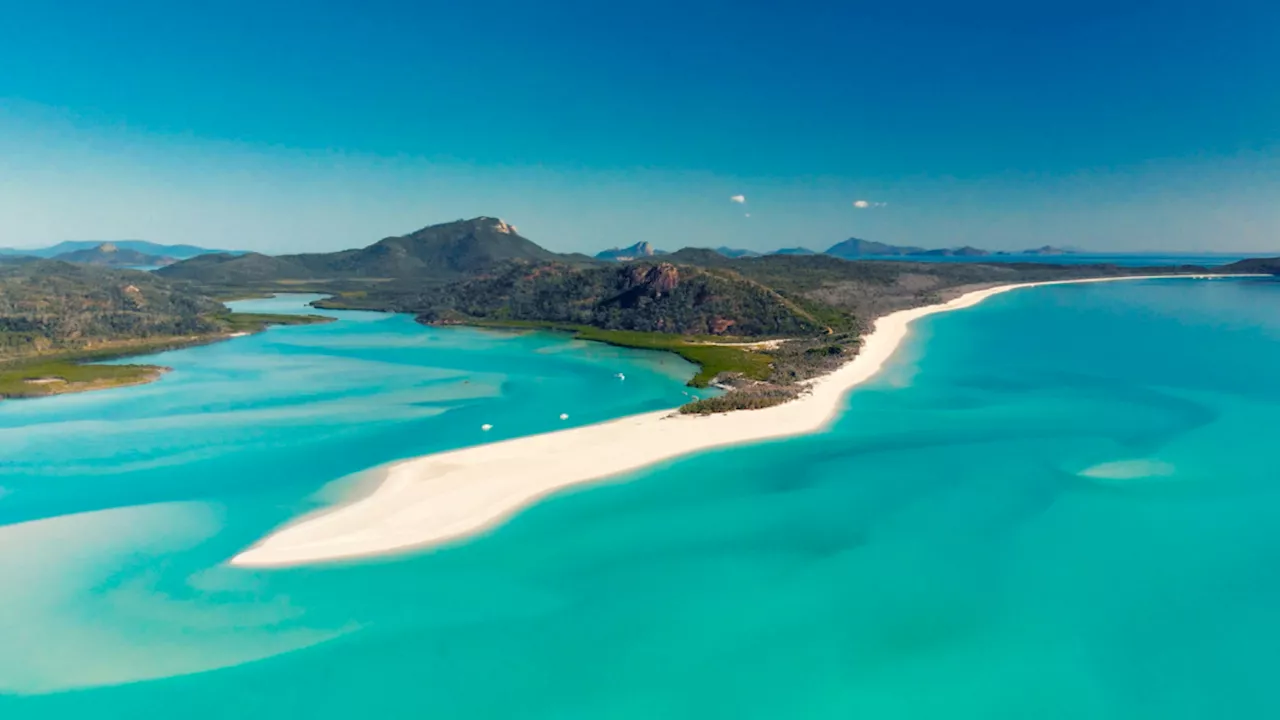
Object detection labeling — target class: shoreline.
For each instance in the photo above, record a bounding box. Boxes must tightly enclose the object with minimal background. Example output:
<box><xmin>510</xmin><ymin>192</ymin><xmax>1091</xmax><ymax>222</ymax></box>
<box><xmin>0</xmin><ymin>333</ymin><xmax>247</xmax><ymax>401</ymax></box>
<box><xmin>230</xmin><ymin>274</ymin><xmax>1255</xmax><ymax>568</ymax></box>
<box><xmin>0</xmin><ymin>312</ymin><xmax>335</xmax><ymax>401</ymax></box>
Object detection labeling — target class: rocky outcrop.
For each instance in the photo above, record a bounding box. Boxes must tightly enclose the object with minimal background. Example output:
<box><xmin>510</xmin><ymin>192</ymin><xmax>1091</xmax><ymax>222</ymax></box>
<box><xmin>626</xmin><ymin>262</ymin><xmax>679</xmax><ymax>294</ymax></box>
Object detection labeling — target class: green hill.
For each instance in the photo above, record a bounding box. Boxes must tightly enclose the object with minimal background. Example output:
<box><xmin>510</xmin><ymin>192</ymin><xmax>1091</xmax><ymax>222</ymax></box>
<box><xmin>156</xmin><ymin>252</ymin><xmax>317</xmax><ymax>285</ymax></box>
<box><xmin>399</xmin><ymin>261</ymin><xmax>826</xmax><ymax>337</ymax></box>
<box><xmin>159</xmin><ymin>217</ymin><xmax>564</xmax><ymax>286</ymax></box>
<box><xmin>1223</xmin><ymin>257</ymin><xmax>1280</xmax><ymax>274</ymax></box>
<box><xmin>0</xmin><ymin>261</ymin><xmax>223</xmax><ymax>361</ymax></box>
<box><xmin>0</xmin><ymin>260</ymin><xmax>332</xmax><ymax>398</ymax></box>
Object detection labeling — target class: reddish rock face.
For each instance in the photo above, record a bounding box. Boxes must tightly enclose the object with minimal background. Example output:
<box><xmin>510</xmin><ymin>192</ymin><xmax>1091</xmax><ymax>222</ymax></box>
<box><xmin>121</xmin><ymin>284</ymin><xmax>145</xmax><ymax>308</ymax></box>
<box><xmin>645</xmin><ymin>263</ymin><xmax>679</xmax><ymax>293</ymax></box>
<box><xmin>710</xmin><ymin>316</ymin><xmax>736</xmax><ymax>334</ymax></box>
<box><xmin>624</xmin><ymin>262</ymin><xmax>680</xmax><ymax>295</ymax></box>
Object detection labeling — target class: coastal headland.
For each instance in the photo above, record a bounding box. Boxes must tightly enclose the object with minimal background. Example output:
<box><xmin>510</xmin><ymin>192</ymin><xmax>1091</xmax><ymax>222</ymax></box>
<box><xmin>0</xmin><ymin>258</ymin><xmax>335</xmax><ymax>399</ymax></box>
<box><xmin>231</xmin><ymin>275</ymin><xmax>1253</xmax><ymax>567</ymax></box>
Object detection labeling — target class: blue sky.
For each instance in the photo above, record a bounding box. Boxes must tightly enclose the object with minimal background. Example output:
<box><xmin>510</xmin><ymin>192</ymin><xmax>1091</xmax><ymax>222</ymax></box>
<box><xmin>1</xmin><ymin>0</ymin><xmax>1277</xmax><ymax>254</ymax></box>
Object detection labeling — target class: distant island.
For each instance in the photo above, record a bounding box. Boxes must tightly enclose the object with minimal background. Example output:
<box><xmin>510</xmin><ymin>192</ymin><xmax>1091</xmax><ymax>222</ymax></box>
<box><xmin>595</xmin><ymin>241</ymin><xmax>667</xmax><ymax>262</ymax></box>
<box><xmin>714</xmin><ymin>246</ymin><xmax>761</xmax><ymax>258</ymax></box>
<box><xmin>0</xmin><ymin>239</ymin><xmax>238</xmax><ymax>260</ymax></box>
<box><xmin>824</xmin><ymin>238</ymin><xmax>1075</xmax><ymax>259</ymax></box>
<box><xmin>590</xmin><ymin>238</ymin><xmax>1077</xmax><ymax>262</ymax></box>
<box><xmin>1217</xmin><ymin>257</ymin><xmax>1280</xmax><ymax>274</ymax></box>
<box><xmin>50</xmin><ymin>242</ymin><xmax>178</xmax><ymax>268</ymax></box>
<box><xmin>151</xmin><ymin>216</ymin><xmax>1277</xmax><ymax>414</ymax></box>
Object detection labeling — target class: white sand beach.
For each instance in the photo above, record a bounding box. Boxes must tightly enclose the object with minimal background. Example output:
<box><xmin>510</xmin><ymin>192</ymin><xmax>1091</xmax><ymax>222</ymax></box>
<box><xmin>230</xmin><ymin>275</ymin><xmax>1245</xmax><ymax>567</ymax></box>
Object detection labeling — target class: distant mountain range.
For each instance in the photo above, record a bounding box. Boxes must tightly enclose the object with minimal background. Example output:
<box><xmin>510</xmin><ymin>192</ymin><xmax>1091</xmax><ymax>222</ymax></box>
<box><xmin>824</xmin><ymin>238</ymin><xmax>926</xmax><ymax>257</ymax></box>
<box><xmin>0</xmin><ymin>240</ymin><xmax>234</xmax><ymax>260</ymax></box>
<box><xmin>595</xmin><ymin>242</ymin><xmax>667</xmax><ymax>261</ymax></box>
<box><xmin>50</xmin><ymin>242</ymin><xmax>178</xmax><ymax>268</ymax></box>
<box><xmin>824</xmin><ymin>238</ymin><xmax>1074</xmax><ymax>259</ymax></box>
<box><xmin>714</xmin><ymin>247</ymin><xmax>761</xmax><ymax>258</ymax></box>
<box><xmin>594</xmin><ymin>238</ymin><xmax>1076</xmax><ymax>261</ymax></box>
<box><xmin>158</xmin><ymin>217</ymin><xmax>1260</xmax><ymax>297</ymax></box>
<box><xmin>595</xmin><ymin>243</ymin><xmax>763</xmax><ymax>261</ymax></box>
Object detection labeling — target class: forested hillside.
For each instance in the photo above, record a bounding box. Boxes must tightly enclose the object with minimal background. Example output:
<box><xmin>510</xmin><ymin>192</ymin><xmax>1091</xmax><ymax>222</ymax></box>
<box><xmin>158</xmin><ymin>216</ymin><xmax>571</xmax><ymax>286</ymax></box>
<box><xmin>340</xmin><ymin>261</ymin><xmax>827</xmax><ymax>337</ymax></box>
<box><xmin>0</xmin><ymin>261</ymin><xmax>222</xmax><ymax>360</ymax></box>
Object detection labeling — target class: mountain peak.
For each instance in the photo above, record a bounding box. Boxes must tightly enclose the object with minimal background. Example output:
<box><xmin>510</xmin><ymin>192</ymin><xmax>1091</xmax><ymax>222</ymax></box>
<box><xmin>469</xmin><ymin>216</ymin><xmax>518</xmax><ymax>235</ymax></box>
<box><xmin>824</xmin><ymin>238</ymin><xmax>926</xmax><ymax>258</ymax></box>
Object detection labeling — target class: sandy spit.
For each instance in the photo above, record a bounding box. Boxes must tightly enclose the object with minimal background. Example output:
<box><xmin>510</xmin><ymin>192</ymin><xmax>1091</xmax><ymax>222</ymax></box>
<box><xmin>230</xmin><ymin>275</ymin><xmax>1254</xmax><ymax>567</ymax></box>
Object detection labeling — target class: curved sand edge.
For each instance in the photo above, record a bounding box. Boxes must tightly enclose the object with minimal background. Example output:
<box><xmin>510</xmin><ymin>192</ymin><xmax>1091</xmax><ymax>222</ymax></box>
<box><xmin>230</xmin><ymin>275</ymin><xmax>1246</xmax><ymax>567</ymax></box>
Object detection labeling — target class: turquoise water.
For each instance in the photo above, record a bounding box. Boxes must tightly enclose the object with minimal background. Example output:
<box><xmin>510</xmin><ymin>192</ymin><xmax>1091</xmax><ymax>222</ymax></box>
<box><xmin>3</xmin><ymin>280</ymin><xmax>1280</xmax><ymax>717</ymax></box>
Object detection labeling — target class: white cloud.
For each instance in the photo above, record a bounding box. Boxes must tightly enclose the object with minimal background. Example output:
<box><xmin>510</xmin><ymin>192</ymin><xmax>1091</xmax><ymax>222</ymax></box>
<box><xmin>853</xmin><ymin>199</ymin><xmax>887</xmax><ymax>209</ymax></box>
<box><xmin>744</xmin><ymin>213</ymin><xmax>751</xmax><ymax>218</ymax></box>
<box><xmin>730</xmin><ymin>195</ymin><xmax>746</xmax><ymax>204</ymax></box>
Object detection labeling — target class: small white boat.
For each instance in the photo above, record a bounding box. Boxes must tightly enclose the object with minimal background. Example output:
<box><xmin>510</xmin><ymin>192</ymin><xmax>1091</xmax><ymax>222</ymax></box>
<box><xmin>481</xmin><ymin>423</ymin><xmax>493</xmax><ymax>431</ymax></box>
<box><xmin>616</xmin><ymin>373</ymin><xmax>626</xmax><ymax>380</ymax></box>
<box><xmin>559</xmin><ymin>413</ymin><xmax>569</xmax><ymax>420</ymax></box>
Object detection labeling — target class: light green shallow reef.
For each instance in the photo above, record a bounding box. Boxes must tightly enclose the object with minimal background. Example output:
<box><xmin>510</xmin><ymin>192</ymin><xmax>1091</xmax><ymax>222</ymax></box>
<box><xmin>2</xmin><ymin>279</ymin><xmax>1279</xmax><ymax>719</ymax></box>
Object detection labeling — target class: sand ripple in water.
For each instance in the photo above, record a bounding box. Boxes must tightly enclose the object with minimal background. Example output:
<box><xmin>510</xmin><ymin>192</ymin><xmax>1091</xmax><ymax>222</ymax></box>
<box><xmin>1078</xmin><ymin>459</ymin><xmax>1177</xmax><ymax>482</ymax></box>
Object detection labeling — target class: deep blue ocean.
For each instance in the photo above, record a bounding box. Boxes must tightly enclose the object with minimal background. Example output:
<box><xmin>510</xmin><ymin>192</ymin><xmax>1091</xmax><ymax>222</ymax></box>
<box><xmin>2</xmin><ymin>279</ymin><xmax>1279</xmax><ymax>718</ymax></box>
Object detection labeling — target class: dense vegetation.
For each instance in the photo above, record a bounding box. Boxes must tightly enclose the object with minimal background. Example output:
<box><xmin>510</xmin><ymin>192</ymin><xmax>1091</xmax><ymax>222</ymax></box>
<box><xmin>217</xmin><ymin>312</ymin><xmax>335</xmax><ymax>332</ymax></box>
<box><xmin>338</xmin><ymin>261</ymin><xmax>827</xmax><ymax>337</ymax></box>
<box><xmin>0</xmin><ymin>360</ymin><xmax>166</xmax><ymax>399</ymax></box>
<box><xmin>0</xmin><ymin>261</ymin><xmax>329</xmax><ymax>398</ymax></box>
<box><xmin>680</xmin><ymin>253</ymin><xmax>1212</xmax><ymax>320</ymax></box>
<box><xmin>0</xmin><ymin>261</ymin><xmax>223</xmax><ymax>360</ymax></box>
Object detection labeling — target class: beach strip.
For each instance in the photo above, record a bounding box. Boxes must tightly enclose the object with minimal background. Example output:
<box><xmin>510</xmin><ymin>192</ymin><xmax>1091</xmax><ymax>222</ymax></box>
<box><xmin>230</xmin><ymin>275</ymin><xmax>1248</xmax><ymax>567</ymax></box>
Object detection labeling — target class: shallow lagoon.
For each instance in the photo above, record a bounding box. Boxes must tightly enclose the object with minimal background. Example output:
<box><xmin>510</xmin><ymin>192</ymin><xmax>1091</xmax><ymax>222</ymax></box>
<box><xmin>4</xmin><ymin>280</ymin><xmax>1280</xmax><ymax>718</ymax></box>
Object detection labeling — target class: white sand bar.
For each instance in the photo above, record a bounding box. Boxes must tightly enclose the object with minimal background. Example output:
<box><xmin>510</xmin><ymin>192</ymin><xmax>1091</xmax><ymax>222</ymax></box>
<box><xmin>230</xmin><ymin>275</ymin><xmax>1253</xmax><ymax>567</ymax></box>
